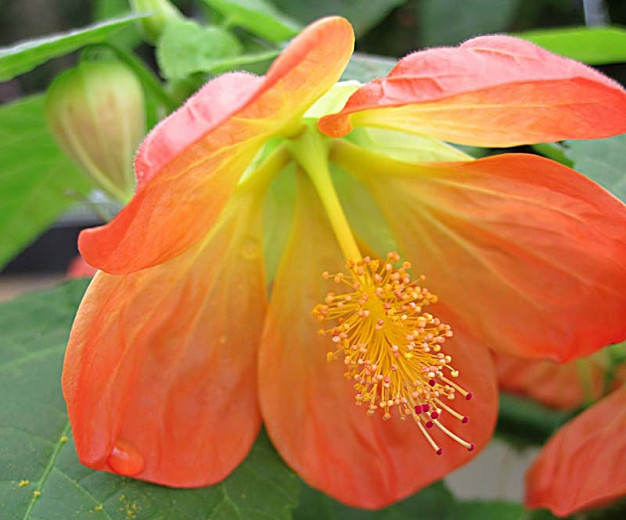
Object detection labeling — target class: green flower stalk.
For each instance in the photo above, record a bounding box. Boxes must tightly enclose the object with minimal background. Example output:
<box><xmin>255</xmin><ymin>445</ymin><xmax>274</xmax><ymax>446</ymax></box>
<box><xmin>131</xmin><ymin>0</ymin><xmax>184</xmax><ymax>43</ymax></box>
<box><xmin>45</xmin><ymin>61</ymin><xmax>145</xmax><ymax>203</ymax></box>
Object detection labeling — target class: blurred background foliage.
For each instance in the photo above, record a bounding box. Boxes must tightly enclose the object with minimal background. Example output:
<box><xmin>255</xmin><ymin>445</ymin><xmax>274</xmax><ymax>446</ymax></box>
<box><xmin>2</xmin><ymin>0</ymin><xmax>625</xmax><ymax>101</ymax></box>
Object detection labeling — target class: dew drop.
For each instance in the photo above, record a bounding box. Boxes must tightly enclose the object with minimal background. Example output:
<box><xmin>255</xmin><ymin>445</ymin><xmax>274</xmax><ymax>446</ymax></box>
<box><xmin>107</xmin><ymin>439</ymin><xmax>145</xmax><ymax>476</ymax></box>
<box><xmin>240</xmin><ymin>236</ymin><xmax>261</xmax><ymax>260</ymax></box>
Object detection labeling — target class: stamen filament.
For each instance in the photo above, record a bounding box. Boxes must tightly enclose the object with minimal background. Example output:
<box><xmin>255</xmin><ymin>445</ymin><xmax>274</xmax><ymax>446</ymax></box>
<box><xmin>414</xmin><ymin>415</ymin><xmax>443</xmax><ymax>455</ymax></box>
<box><xmin>432</xmin><ymin>420</ymin><xmax>474</xmax><ymax>451</ymax></box>
<box><xmin>435</xmin><ymin>398</ymin><xmax>468</xmax><ymax>423</ymax></box>
<box><xmin>440</xmin><ymin>375</ymin><xmax>473</xmax><ymax>400</ymax></box>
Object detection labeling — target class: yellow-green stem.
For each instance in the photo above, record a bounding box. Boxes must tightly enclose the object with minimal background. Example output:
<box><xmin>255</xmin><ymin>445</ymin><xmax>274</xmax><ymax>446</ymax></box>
<box><xmin>576</xmin><ymin>359</ymin><xmax>594</xmax><ymax>406</ymax></box>
<box><xmin>288</xmin><ymin>127</ymin><xmax>361</xmax><ymax>261</ymax></box>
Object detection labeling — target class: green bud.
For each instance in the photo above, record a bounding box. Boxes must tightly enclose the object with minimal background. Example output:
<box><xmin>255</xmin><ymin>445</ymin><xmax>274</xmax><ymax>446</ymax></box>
<box><xmin>131</xmin><ymin>0</ymin><xmax>184</xmax><ymax>43</ymax></box>
<box><xmin>45</xmin><ymin>61</ymin><xmax>145</xmax><ymax>203</ymax></box>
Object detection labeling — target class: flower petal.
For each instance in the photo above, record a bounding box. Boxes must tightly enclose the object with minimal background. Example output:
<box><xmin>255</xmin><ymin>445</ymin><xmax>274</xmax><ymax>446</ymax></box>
<box><xmin>63</xmin><ymin>184</ymin><xmax>267</xmax><ymax>486</ymax></box>
<box><xmin>332</xmin><ymin>141</ymin><xmax>626</xmax><ymax>361</ymax></box>
<box><xmin>525</xmin><ymin>386</ymin><xmax>626</xmax><ymax>516</ymax></box>
<box><xmin>493</xmin><ymin>350</ymin><xmax>622</xmax><ymax>410</ymax></box>
<box><xmin>80</xmin><ymin>16</ymin><xmax>355</xmax><ymax>274</ymax></box>
<box><xmin>258</xmin><ymin>173</ymin><xmax>497</xmax><ymax>508</ymax></box>
<box><xmin>319</xmin><ymin>35</ymin><xmax>626</xmax><ymax>147</ymax></box>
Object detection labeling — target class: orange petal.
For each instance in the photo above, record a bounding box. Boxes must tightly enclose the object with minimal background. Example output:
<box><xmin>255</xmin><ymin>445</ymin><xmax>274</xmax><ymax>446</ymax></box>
<box><xmin>332</xmin><ymin>142</ymin><xmax>626</xmax><ymax>361</ymax></box>
<box><xmin>258</xmin><ymin>173</ymin><xmax>497</xmax><ymax>508</ymax></box>
<box><xmin>493</xmin><ymin>350</ymin><xmax>623</xmax><ymax>410</ymax></box>
<box><xmin>80</xmin><ymin>16</ymin><xmax>355</xmax><ymax>274</ymax></box>
<box><xmin>319</xmin><ymin>35</ymin><xmax>626</xmax><ymax>147</ymax></box>
<box><xmin>63</xmin><ymin>184</ymin><xmax>267</xmax><ymax>486</ymax></box>
<box><xmin>525</xmin><ymin>385</ymin><xmax>626</xmax><ymax>516</ymax></box>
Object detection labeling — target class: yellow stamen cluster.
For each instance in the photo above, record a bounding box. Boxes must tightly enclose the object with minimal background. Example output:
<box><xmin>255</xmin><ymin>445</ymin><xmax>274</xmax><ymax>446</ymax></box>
<box><xmin>313</xmin><ymin>252</ymin><xmax>473</xmax><ymax>454</ymax></box>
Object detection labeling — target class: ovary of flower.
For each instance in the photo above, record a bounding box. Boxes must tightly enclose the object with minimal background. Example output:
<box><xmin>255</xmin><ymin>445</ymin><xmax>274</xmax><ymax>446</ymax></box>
<box><xmin>313</xmin><ymin>251</ymin><xmax>474</xmax><ymax>455</ymax></box>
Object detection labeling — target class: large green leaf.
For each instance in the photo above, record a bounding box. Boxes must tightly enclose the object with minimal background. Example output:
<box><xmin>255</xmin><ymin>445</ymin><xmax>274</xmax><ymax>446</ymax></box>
<box><xmin>515</xmin><ymin>26</ymin><xmax>626</xmax><ymax>65</ymax></box>
<box><xmin>156</xmin><ymin>19</ymin><xmax>244</xmax><ymax>80</ymax></box>
<box><xmin>446</xmin><ymin>500</ymin><xmax>526</xmax><ymax>520</ymax></box>
<box><xmin>0</xmin><ymin>15</ymin><xmax>146</xmax><ymax>81</ymax></box>
<box><xmin>341</xmin><ymin>53</ymin><xmax>395</xmax><ymax>83</ymax></box>
<box><xmin>203</xmin><ymin>0</ymin><xmax>300</xmax><ymax>43</ymax></box>
<box><xmin>0</xmin><ymin>96</ymin><xmax>93</xmax><ymax>271</ymax></box>
<box><xmin>293</xmin><ymin>481</ymin><xmax>456</xmax><ymax>520</ymax></box>
<box><xmin>272</xmin><ymin>0</ymin><xmax>403</xmax><ymax>37</ymax></box>
<box><xmin>419</xmin><ymin>0</ymin><xmax>520</xmax><ymax>46</ymax></box>
<box><xmin>535</xmin><ymin>135</ymin><xmax>626</xmax><ymax>202</ymax></box>
<box><xmin>94</xmin><ymin>0</ymin><xmax>143</xmax><ymax>50</ymax></box>
<box><xmin>0</xmin><ymin>280</ymin><xmax>301</xmax><ymax>519</ymax></box>
<box><xmin>561</xmin><ymin>135</ymin><xmax>626</xmax><ymax>202</ymax></box>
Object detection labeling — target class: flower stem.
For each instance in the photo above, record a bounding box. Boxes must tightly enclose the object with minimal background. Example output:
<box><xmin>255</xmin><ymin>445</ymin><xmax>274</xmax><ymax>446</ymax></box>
<box><xmin>288</xmin><ymin>127</ymin><xmax>361</xmax><ymax>261</ymax></box>
<box><xmin>576</xmin><ymin>359</ymin><xmax>594</xmax><ymax>406</ymax></box>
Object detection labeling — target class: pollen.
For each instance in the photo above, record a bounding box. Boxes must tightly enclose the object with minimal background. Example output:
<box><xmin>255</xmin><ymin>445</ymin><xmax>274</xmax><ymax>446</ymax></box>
<box><xmin>313</xmin><ymin>252</ymin><xmax>474</xmax><ymax>455</ymax></box>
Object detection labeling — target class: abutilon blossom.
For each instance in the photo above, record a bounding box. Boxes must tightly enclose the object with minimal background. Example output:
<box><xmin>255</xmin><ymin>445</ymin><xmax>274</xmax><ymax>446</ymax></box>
<box><xmin>526</xmin><ymin>385</ymin><xmax>626</xmax><ymax>516</ymax></box>
<box><xmin>62</xmin><ymin>16</ymin><xmax>626</xmax><ymax>508</ymax></box>
<box><xmin>494</xmin><ymin>349</ymin><xmax>626</xmax><ymax>410</ymax></box>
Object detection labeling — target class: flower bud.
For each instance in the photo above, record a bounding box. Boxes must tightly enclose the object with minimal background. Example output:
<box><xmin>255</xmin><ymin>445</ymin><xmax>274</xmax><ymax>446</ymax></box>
<box><xmin>45</xmin><ymin>61</ymin><xmax>145</xmax><ymax>203</ymax></box>
<box><xmin>131</xmin><ymin>0</ymin><xmax>184</xmax><ymax>43</ymax></box>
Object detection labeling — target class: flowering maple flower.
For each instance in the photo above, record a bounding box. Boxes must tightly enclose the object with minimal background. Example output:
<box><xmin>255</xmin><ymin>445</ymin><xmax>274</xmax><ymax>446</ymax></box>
<box><xmin>62</xmin><ymin>17</ymin><xmax>626</xmax><ymax>508</ymax></box>
<box><xmin>525</xmin><ymin>385</ymin><xmax>626</xmax><ymax>516</ymax></box>
<box><xmin>494</xmin><ymin>349</ymin><xmax>626</xmax><ymax>410</ymax></box>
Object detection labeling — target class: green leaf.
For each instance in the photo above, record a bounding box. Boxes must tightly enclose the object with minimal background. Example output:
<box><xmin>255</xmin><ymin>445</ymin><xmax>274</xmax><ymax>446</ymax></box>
<box><xmin>560</xmin><ymin>135</ymin><xmax>626</xmax><ymax>202</ymax></box>
<box><xmin>419</xmin><ymin>0</ymin><xmax>520</xmax><ymax>46</ymax></box>
<box><xmin>272</xmin><ymin>0</ymin><xmax>403</xmax><ymax>37</ymax></box>
<box><xmin>446</xmin><ymin>500</ymin><xmax>526</xmax><ymax>520</ymax></box>
<box><xmin>497</xmin><ymin>393</ymin><xmax>572</xmax><ymax>445</ymax></box>
<box><xmin>94</xmin><ymin>0</ymin><xmax>143</xmax><ymax>50</ymax></box>
<box><xmin>0</xmin><ymin>15</ymin><xmax>146</xmax><ymax>81</ymax></box>
<box><xmin>0</xmin><ymin>96</ymin><xmax>93</xmax><ymax>271</ymax></box>
<box><xmin>203</xmin><ymin>0</ymin><xmax>300</xmax><ymax>43</ymax></box>
<box><xmin>515</xmin><ymin>26</ymin><xmax>626</xmax><ymax>65</ymax></box>
<box><xmin>0</xmin><ymin>280</ymin><xmax>301</xmax><ymax>519</ymax></box>
<box><xmin>341</xmin><ymin>53</ymin><xmax>395</xmax><ymax>83</ymax></box>
<box><xmin>531</xmin><ymin>143</ymin><xmax>574</xmax><ymax>168</ymax></box>
<box><xmin>206</xmin><ymin>49</ymin><xmax>280</xmax><ymax>73</ymax></box>
<box><xmin>293</xmin><ymin>480</ymin><xmax>456</xmax><ymax>520</ymax></box>
<box><xmin>156</xmin><ymin>19</ymin><xmax>244</xmax><ymax>80</ymax></box>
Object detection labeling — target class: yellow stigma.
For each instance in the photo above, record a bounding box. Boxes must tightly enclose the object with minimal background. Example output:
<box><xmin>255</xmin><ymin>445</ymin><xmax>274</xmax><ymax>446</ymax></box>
<box><xmin>313</xmin><ymin>252</ymin><xmax>474</xmax><ymax>455</ymax></box>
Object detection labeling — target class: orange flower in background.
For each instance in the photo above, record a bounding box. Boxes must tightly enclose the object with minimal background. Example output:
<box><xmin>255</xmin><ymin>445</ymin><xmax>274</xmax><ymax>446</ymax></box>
<box><xmin>525</xmin><ymin>385</ymin><xmax>626</xmax><ymax>516</ymax></box>
<box><xmin>493</xmin><ymin>349</ymin><xmax>626</xmax><ymax>410</ymax></box>
<box><xmin>62</xmin><ymin>16</ymin><xmax>626</xmax><ymax>508</ymax></box>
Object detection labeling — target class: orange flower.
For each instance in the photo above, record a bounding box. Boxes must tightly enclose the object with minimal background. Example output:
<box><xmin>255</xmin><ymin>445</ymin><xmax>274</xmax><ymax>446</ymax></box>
<box><xmin>62</xmin><ymin>17</ymin><xmax>626</xmax><ymax>508</ymax></box>
<box><xmin>525</xmin><ymin>385</ymin><xmax>626</xmax><ymax>516</ymax></box>
<box><xmin>493</xmin><ymin>349</ymin><xmax>626</xmax><ymax>410</ymax></box>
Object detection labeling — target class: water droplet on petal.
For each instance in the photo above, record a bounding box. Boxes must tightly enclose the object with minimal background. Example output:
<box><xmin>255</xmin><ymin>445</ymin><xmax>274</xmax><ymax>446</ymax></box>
<box><xmin>239</xmin><ymin>236</ymin><xmax>261</xmax><ymax>260</ymax></box>
<box><xmin>107</xmin><ymin>439</ymin><xmax>145</xmax><ymax>476</ymax></box>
